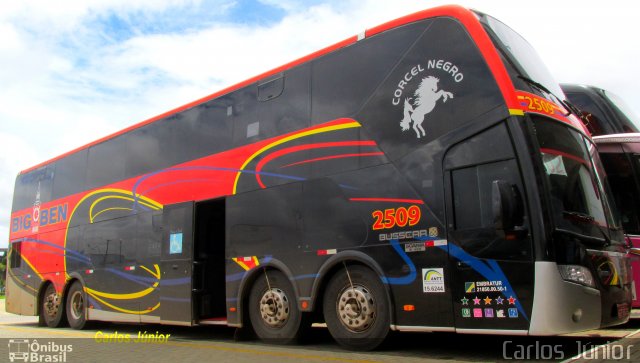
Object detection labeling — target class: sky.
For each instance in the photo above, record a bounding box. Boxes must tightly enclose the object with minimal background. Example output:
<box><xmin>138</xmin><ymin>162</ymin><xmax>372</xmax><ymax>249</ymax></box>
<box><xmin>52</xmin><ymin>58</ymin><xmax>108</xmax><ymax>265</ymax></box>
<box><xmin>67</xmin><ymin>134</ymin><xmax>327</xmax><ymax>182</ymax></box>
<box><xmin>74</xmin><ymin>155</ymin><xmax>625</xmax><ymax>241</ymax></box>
<box><xmin>1</xmin><ymin>0</ymin><xmax>639</xmax><ymax>248</ymax></box>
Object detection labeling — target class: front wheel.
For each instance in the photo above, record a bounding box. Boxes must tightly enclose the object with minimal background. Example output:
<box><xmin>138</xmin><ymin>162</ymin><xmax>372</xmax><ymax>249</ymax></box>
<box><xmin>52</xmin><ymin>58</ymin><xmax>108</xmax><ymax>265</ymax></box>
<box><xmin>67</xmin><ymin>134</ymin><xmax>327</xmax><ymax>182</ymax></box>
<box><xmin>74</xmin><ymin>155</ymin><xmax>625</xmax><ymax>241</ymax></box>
<box><xmin>323</xmin><ymin>265</ymin><xmax>390</xmax><ymax>350</ymax></box>
<box><xmin>66</xmin><ymin>281</ymin><xmax>88</xmax><ymax>329</ymax></box>
<box><xmin>248</xmin><ymin>270</ymin><xmax>303</xmax><ymax>344</ymax></box>
<box><xmin>41</xmin><ymin>283</ymin><xmax>66</xmax><ymax>328</ymax></box>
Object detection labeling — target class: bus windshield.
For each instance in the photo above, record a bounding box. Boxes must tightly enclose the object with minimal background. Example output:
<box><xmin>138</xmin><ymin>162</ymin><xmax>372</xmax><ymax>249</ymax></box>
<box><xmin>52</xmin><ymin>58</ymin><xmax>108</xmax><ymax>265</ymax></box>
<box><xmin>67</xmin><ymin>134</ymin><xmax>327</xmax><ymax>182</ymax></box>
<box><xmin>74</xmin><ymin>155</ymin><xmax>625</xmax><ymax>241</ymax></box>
<box><xmin>532</xmin><ymin>116</ymin><xmax>624</xmax><ymax>246</ymax></box>
<box><xmin>604</xmin><ymin>89</ymin><xmax>640</xmax><ymax>132</ymax></box>
<box><xmin>481</xmin><ymin>14</ymin><xmax>565</xmax><ymax>99</ymax></box>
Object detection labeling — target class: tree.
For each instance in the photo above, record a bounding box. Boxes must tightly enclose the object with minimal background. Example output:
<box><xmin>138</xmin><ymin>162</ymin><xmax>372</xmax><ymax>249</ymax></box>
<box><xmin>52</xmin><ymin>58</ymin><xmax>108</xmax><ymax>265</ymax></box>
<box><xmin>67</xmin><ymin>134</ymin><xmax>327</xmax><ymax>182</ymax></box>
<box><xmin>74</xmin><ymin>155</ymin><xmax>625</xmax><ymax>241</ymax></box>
<box><xmin>0</xmin><ymin>250</ymin><xmax>6</xmax><ymax>293</ymax></box>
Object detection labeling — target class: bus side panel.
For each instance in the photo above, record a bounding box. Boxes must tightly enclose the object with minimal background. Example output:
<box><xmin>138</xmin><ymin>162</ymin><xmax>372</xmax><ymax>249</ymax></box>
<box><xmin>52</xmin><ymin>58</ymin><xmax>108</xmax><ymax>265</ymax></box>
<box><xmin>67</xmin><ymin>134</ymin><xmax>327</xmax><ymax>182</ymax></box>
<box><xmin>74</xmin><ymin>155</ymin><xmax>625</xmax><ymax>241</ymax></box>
<box><xmin>5</xmin><ymin>242</ymin><xmax>39</xmax><ymax>316</ymax></box>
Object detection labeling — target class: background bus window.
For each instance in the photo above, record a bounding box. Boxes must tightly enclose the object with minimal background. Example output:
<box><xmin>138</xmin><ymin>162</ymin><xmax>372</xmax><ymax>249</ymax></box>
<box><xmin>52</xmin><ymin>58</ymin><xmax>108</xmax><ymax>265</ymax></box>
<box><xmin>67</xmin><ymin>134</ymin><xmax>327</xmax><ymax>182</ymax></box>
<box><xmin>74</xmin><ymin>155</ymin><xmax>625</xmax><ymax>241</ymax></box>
<box><xmin>563</xmin><ymin>91</ymin><xmax>614</xmax><ymax>136</ymax></box>
<box><xmin>599</xmin><ymin>152</ymin><xmax>640</xmax><ymax>235</ymax></box>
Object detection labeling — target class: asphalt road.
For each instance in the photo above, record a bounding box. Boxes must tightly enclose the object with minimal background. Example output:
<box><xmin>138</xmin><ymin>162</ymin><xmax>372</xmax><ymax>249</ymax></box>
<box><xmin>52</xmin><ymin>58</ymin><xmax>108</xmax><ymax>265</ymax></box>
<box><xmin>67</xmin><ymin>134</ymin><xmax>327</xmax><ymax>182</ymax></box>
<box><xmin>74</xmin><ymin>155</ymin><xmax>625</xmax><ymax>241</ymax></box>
<box><xmin>1</xmin><ymin>300</ymin><xmax>639</xmax><ymax>363</ymax></box>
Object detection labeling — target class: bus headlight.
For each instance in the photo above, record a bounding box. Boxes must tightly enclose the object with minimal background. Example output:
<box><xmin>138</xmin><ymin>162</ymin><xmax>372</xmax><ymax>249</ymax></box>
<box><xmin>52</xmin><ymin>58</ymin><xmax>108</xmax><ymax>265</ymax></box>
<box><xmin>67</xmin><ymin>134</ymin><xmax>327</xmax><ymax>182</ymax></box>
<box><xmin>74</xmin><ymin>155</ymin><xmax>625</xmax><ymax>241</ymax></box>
<box><xmin>558</xmin><ymin>265</ymin><xmax>596</xmax><ymax>288</ymax></box>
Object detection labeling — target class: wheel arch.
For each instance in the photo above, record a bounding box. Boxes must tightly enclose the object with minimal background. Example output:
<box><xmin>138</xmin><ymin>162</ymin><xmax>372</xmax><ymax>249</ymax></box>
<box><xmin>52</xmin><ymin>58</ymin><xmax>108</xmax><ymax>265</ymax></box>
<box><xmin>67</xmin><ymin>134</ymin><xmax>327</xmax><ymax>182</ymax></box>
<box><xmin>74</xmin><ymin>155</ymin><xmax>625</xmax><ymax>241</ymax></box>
<box><xmin>310</xmin><ymin>251</ymin><xmax>396</xmax><ymax>325</ymax></box>
<box><xmin>235</xmin><ymin>258</ymin><xmax>301</xmax><ymax>328</ymax></box>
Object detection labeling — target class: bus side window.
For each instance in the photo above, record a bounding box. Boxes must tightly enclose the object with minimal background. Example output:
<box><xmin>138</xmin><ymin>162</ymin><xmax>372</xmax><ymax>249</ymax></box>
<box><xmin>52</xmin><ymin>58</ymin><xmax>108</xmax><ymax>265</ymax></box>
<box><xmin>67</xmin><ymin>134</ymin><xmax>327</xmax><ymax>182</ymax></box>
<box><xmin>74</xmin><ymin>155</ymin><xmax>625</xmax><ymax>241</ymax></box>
<box><xmin>257</xmin><ymin>66</ymin><xmax>311</xmax><ymax>139</ymax></box>
<box><xmin>9</xmin><ymin>242</ymin><xmax>22</xmax><ymax>269</ymax></box>
<box><xmin>12</xmin><ymin>165</ymin><xmax>54</xmax><ymax>212</ymax></box>
<box><xmin>86</xmin><ymin>135</ymin><xmax>127</xmax><ymax>191</ymax></box>
<box><xmin>445</xmin><ymin>123</ymin><xmax>532</xmax><ymax>261</ymax></box>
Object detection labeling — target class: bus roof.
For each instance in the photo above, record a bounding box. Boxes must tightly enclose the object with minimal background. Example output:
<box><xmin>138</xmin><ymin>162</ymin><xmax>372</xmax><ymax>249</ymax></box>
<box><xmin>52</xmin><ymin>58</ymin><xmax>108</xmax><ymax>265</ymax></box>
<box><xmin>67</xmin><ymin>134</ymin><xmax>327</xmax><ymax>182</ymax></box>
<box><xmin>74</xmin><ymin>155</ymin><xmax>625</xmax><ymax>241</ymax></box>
<box><xmin>593</xmin><ymin>133</ymin><xmax>640</xmax><ymax>144</ymax></box>
<box><xmin>21</xmin><ymin>4</ymin><xmax>510</xmax><ymax>175</ymax></box>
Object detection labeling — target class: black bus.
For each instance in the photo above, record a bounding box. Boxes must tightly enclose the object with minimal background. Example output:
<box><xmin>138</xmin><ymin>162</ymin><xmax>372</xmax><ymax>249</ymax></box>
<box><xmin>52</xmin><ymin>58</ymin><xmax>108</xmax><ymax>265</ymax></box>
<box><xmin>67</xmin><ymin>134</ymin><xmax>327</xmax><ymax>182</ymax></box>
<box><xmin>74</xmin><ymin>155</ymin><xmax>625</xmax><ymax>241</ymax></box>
<box><xmin>7</xmin><ymin>5</ymin><xmax>632</xmax><ymax>350</ymax></box>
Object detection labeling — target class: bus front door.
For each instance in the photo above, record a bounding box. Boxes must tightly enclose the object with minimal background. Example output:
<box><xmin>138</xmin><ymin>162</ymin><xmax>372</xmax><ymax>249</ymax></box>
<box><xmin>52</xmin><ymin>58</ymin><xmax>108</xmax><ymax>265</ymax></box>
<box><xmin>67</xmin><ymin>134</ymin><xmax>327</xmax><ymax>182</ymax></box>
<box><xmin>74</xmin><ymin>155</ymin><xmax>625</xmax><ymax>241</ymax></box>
<box><xmin>444</xmin><ymin>123</ymin><xmax>534</xmax><ymax>332</ymax></box>
<box><xmin>160</xmin><ymin>202</ymin><xmax>195</xmax><ymax>325</ymax></box>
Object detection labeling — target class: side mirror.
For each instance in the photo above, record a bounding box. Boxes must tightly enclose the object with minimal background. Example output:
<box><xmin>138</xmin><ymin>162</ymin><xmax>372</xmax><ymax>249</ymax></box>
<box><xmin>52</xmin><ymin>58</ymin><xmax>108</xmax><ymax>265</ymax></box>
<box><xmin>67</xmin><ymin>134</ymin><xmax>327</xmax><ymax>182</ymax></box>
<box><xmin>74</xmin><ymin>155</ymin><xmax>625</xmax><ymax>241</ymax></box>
<box><xmin>492</xmin><ymin>180</ymin><xmax>524</xmax><ymax>232</ymax></box>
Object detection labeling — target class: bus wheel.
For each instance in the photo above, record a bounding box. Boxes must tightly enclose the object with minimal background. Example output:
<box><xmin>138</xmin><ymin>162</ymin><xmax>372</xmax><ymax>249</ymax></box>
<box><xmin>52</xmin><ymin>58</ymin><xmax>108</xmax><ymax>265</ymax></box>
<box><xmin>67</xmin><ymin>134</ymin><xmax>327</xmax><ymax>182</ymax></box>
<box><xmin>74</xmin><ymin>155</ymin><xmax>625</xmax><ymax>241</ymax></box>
<box><xmin>41</xmin><ymin>283</ymin><xmax>66</xmax><ymax>328</ymax></box>
<box><xmin>323</xmin><ymin>265</ymin><xmax>389</xmax><ymax>350</ymax></box>
<box><xmin>66</xmin><ymin>281</ymin><xmax>88</xmax><ymax>329</ymax></box>
<box><xmin>248</xmin><ymin>270</ymin><xmax>302</xmax><ymax>344</ymax></box>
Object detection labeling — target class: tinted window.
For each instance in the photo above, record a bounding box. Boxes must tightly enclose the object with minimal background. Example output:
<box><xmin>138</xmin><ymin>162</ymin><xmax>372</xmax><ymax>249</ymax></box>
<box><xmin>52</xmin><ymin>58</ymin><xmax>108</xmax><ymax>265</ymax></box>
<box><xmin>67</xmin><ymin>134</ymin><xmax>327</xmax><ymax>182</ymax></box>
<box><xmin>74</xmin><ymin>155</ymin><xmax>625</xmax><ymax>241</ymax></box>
<box><xmin>564</xmin><ymin>91</ymin><xmax>615</xmax><ymax>135</ymax></box>
<box><xmin>257</xmin><ymin>65</ymin><xmax>311</xmax><ymax>138</ymax></box>
<box><xmin>599</xmin><ymin>152</ymin><xmax>640</xmax><ymax>235</ymax></box>
<box><xmin>358</xmin><ymin>18</ymin><xmax>505</xmax><ymax>160</ymax></box>
<box><xmin>9</xmin><ymin>241</ymin><xmax>22</xmax><ymax>268</ymax></box>
<box><xmin>231</xmin><ymin>86</ymin><xmax>259</xmax><ymax>147</ymax></box>
<box><xmin>126</xmin><ymin>122</ymin><xmax>171</xmax><ymax>177</ymax></box>
<box><xmin>86</xmin><ymin>136</ymin><xmax>127</xmax><ymax>190</ymax></box>
<box><xmin>311</xmin><ymin>21</ymin><xmax>427</xmax><ymax>124</ymax></box>
<box><xmin>83</xmin><ymin>216</ymin><xmax>137</xmax><ymax>267</ymax></box>
<box><xmin>12</xmin><ymin>165</ymin><xmax>54</xmax><ymax>212</ymax></box>
<box><xmin>127</xmin><ymin>96</ymin><xmax>235</xmax><ymax>178</ymax></box>
<box><xmin>446</xmin><ymin>124</ymin><xmax>532</xmax><ymax>261</ymax></box>
<box><xmin>52</xmin><ymin>149</ymin><xmax>87</xmax><ymax>200</ymax></box>
<box><xmin>169</xmin><ymin>100</ymin><xmax>234</xmax><ymax>164</ymax></box>
<box><xmin>137</xmin><ymin>211</ymin><xmax>162</xmax><ymax>260</ymax></box>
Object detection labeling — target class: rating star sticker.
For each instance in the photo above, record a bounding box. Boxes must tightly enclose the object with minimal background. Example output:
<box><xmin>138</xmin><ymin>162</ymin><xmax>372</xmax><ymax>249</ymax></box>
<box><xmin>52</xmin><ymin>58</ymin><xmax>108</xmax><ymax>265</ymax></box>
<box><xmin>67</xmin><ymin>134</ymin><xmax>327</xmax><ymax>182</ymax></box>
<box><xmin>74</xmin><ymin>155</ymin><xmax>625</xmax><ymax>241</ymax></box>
<box><xmin>483</xmin><ymin>296</ymin><xmax>492</xmax><ymax>305</ymax></box>
<box><xmin>473</xmin><ymin>296</ymin><xmax>481</xmax><ymax>305</ymax></box>
<box><xmin>495</xmin><ymin>296</ymin><xmax>504</xmax><ymax>305</ymax></box>
<box><xmin>461</xmin><ymin>297</ymin><xmax>469</xmax><ymax>305</ymax></box>
<box><xmin>508</xmin><ymin>296</ymin><xmax>516</xmax><ymax>305</ymax></box>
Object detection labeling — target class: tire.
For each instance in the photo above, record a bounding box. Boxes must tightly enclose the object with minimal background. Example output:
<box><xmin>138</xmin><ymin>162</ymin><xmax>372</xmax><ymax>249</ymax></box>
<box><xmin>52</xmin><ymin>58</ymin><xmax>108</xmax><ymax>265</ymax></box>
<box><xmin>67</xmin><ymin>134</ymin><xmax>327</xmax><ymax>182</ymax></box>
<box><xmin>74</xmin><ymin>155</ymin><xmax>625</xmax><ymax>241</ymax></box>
<box><xmin>323</xmin><ymin>265</ymin><xmax>390</xmax><ymax>350</ymax></box>
<box><xmin>41</xmin><ymin>283</ymin><xmax>66</xmax><ymax>328</ymax></box>
<box><xmin>66</xmin><ymin>281</ymin><xmax>88</xmax><ymax>329</ymax></box>
<box><xmin>248</xmin><ymin>270</ymin><xmax>303</xmax><ymax>344</ymax></box>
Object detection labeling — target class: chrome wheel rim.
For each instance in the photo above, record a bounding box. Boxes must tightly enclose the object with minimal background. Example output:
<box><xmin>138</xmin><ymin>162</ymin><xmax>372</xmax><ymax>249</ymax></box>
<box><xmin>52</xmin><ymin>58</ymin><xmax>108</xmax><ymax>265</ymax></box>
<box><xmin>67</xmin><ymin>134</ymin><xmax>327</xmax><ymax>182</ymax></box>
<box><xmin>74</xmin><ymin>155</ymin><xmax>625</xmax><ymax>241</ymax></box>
<box><xmin>69</xmin><ymin>290</ymin><xmax>84</xmax><ymax>321</ymax></box>
<box><xmin>336</xmin><ymin>284</ymin><xmax>376</xmax><ymax>333</ymax></box>
<box><xmin>259</xmin><ymin>288</ymin><xmax>290</xmax><ymax>328</ymax></box>
<box><xmin>44</xmin><ymin>292</ymin><xmax>61</xmax><ymax>318</ymax></box>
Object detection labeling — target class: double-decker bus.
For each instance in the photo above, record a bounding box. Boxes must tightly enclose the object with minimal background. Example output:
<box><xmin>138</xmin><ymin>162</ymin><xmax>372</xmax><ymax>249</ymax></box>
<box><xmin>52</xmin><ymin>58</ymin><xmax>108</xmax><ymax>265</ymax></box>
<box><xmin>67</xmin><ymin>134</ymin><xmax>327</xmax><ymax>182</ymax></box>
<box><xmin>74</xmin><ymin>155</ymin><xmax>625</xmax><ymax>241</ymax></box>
<box><xmin>562</xmin><ymin>85</ymin><xmax>640</xmax><ymax>316</ymax></box>
<box><xmin>6</xmin><ymin>5</ymin><xmax>632</xmax><ymax>350</ymax></box>
<box><xmin>561</xmin><ymin>84</ymin><xmax>640</xmax><ymax>136</ymax></box>
<box><xmin>593</xmin><ymin>134</ymin><xmax>640</xmax><ymax>316</ymax></box>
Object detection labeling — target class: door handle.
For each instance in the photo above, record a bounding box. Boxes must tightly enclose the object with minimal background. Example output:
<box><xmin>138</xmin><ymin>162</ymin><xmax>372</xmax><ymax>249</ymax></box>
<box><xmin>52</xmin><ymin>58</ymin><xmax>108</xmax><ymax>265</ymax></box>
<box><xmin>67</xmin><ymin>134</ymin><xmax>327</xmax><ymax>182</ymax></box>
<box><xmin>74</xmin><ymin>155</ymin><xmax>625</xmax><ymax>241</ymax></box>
<box><xmin>456</xmin><ymin>261</ymin><xmax>472</xmax><ymax>270</ymax></box>
<box><xmin>172</xmin><ymin>264</ymin><xmax>179</xmax><ymax>270</ymax></box>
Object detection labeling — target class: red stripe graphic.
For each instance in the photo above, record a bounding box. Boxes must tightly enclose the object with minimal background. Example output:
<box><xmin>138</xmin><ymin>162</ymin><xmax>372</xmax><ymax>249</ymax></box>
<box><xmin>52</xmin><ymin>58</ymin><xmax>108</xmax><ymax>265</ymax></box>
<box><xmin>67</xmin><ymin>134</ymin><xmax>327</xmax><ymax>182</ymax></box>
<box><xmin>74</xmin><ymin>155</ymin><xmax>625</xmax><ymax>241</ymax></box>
<box><xmin>349</xmin><ymin>198</ymin><xmax>424</xmax><ymax>204</ymax></box>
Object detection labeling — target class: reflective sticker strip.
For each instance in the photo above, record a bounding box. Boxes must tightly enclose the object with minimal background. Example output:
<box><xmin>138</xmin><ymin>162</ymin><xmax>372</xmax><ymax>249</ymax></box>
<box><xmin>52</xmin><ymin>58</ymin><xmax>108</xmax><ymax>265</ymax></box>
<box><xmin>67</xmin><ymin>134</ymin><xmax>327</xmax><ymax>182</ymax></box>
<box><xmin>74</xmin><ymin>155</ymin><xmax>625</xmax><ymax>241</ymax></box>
<box><xmin>85</xmin><ymin>269</ymin><xmax>94</xmax><ymax>274</ymax></box>
<box><xmin>317</xmin><ymin>249</ymin><xmax>337</xmax><ymax>256</ymax></box>
<box><xmin>232</xmin><ymin>256</ymin><xmax>259</xmax><ymax>271</ymax></box>
<box><xmin>425</xmin><ymin>239</ymin><xmax>447</xmax><ymax>247</ymax></box>
<box><xmin>124</xmin><ymin>265</ymin><xmax>136</xmax><ymax>271</ymax></box>
<box><xmin>509</xmin><ymin>108</ymin><xmax>525</xmax><ymax>116</ymax></box>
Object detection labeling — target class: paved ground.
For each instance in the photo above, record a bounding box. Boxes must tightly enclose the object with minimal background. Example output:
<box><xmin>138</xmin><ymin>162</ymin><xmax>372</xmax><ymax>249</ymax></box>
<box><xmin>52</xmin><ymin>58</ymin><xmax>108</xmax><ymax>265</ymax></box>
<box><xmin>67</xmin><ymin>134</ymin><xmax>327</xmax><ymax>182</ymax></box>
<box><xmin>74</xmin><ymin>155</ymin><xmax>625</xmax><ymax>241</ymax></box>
<box><xmin>2</xmin><ymin>299</ymin><xmax>640</xmax><ymax>362</ymax></box>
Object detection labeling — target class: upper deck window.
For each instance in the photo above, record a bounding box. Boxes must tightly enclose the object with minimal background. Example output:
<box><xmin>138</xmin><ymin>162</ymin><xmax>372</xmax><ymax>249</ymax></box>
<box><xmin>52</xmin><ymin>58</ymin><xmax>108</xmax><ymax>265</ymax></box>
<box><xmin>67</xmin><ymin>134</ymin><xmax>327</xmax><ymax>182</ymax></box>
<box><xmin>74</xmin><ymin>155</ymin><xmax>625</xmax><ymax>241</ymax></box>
<box><xmin>481</xmin><ymin>14</ymin><xmax>564</xmax><ymax>99</ymax></box>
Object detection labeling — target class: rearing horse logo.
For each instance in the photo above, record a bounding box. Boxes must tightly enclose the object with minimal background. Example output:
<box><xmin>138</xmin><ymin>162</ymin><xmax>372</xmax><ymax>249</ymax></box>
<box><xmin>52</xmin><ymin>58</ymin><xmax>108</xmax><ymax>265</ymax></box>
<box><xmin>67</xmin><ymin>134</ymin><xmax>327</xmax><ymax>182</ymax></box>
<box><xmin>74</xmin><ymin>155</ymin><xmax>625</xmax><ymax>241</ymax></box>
<box><xmin>400</xmin><ymin>76</ymin><xmax>453</xmax><ymax>139</ymax></box>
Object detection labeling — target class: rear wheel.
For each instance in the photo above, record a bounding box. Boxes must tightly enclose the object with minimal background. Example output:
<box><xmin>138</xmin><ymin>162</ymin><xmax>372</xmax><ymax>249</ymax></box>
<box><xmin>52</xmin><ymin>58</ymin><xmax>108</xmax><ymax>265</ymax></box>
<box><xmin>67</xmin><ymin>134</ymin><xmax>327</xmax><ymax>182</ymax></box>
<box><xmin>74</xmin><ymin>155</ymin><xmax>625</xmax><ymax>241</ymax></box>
<box><xmin>41</xmin><ymin>283</ymin><xmax>66</xmax><ymax>328</ymax></box>
<box><xmin>66</xmin><ymin>281</ymin><xmax>88</xmax><ymax>329</ymax></box>
<box><xmin>248</xmin><ymin>270</ymin><xmax>303</xmax><ymax>344</ymax></box>
<box><xmin>323</xmin><ymin>265</ymin><xmax>390</xmax><ymax>350</ymax></box>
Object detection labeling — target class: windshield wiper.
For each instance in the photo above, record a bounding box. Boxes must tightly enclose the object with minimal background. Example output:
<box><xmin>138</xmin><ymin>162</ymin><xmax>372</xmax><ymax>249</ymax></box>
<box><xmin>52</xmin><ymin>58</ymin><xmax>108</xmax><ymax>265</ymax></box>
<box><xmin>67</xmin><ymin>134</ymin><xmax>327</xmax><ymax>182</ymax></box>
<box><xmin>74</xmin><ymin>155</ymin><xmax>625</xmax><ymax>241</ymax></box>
<box><xmin>560</xmin><ymin>211</ymin><xmax>612</xmax><ymax>247</ymax></box>
<box><xmin>562</xmin><ymin>211</ymin><xmax>595</xmax><ymax>224</ymax></box>
<box><xmin>554</xmin><ymin>228</ymin><xmax>607</xmax><ymax>246</ymax></box>
<box><xmin>518</xmin><ymin>75</ymin><xmax>553</xmax><ymax>95</ymax></box>
<box><xmin>518</xmin><ymin>75</ymin><xmax>578</xmax><ymax>117</ymax></box>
